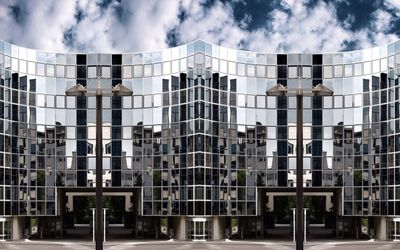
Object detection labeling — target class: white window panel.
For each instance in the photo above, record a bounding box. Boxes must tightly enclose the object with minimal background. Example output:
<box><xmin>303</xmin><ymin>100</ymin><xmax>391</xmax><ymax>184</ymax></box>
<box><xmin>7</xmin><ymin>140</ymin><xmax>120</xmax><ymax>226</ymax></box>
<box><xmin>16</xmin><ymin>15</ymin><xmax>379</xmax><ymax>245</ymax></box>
<box><xmin>56</xmin><ymin>65</ymin><xmax>65</xmax><ymax>77</ymax></box>
<box><xmin>66</xmin><ymin>66</ymin><xmax>75</xmax><ymax>78</ymax></box>
<box><xmin>37</xmin><ymin>63</ymin><xmax>45</xmax><ymax>76</ymax></box>
<box><xmin>88</xmin><ymin>66</ymin><xmax>97</xmax><ymax>78</ymax></box>
<box><xmin>19</xmin><ymin>60</ymin><xmax>26</xmax><ymax>73</ymax></box>
<box><xmin>256</xmin><ymin>65</ymin><xmax>265</xmax><ymax>78</ymax></box>
<box><xmin>144</xmin><ymin>64</ymin><xmax>152</xmax><ymax>77</ymax></box>
<box><xmin>28</xmin><ymin>62</ymin><xmax>36</xmax><ymax>75</ymax></box>
<box><xmin>228</xmin><ymin>62</ymin><xmax>236</xmax><ymax>75</ymax></box>
<box><xmin>334</xmin><ymin>65</ymin><xmax>343</xmax><ymax>78</ymax></box>
<box><xmin>247</xmin><ymin>64</ymin><xmax>255</xmax><ymax>77</ymax></box>
<box><xmin>363</xmin><ymin>61</ymin><xmax>371</xmax><ymax>75</ymax></box>
<box><xmin>288</xmin><ymin>66</ymin><xmax>297</xmax><ymax>78</ymax></box>
<box><xmin>133</xmin><ymin>65</ymin><xmax>143</xmax><ymax>77</ymax></box>
<box><xmin>238</xmin><ymin>63</ymin><xmax>245</xmax><ymax>76</ymax></box>
<box><xmin>163</xmin><ymin>62</ymin><xmax>170</xmax><ymax>75</ymax></box>
<box><xmin>323</xmin><ymin>66</ymin><xmax>332</xmax><ymax>78</ymax></box>
<box><xmin>101</xmin><ymin>66</ymin><xmax>111</xmax><ymax>78</ymax></box>
<box><xmin>153</xmin><ymin>63</ymin><xmax>161</xmax><ymax>76</ymax></box>
<box><xmin>344</xmin><ymin>64</ymin><xmax>352</xmax><ymax>77</ymax></box>
<box><xmin>267</xmin><ymin>66</ymin><xmax>276</xmax><ymax>78</ymax></box>
<box><xmin>302</xmin><ymin>66</ymin><xmax>311</xmax><ymax>78</ymax></box>
<box><xmin>47</xmin><ymin>64</ymin><xmax>55</xmax><ymax>77</ymax></box>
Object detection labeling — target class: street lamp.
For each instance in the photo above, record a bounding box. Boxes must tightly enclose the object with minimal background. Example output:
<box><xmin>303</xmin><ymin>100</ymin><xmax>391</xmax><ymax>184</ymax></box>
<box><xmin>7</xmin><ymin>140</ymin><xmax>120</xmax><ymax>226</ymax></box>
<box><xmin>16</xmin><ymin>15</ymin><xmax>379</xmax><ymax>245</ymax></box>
<box><xmin>66</xmin><ymin>78</ymin><xmax>132</xmax><ymax>250</ymax></box>
<box><xmin>266</xmin><ymin>76</ymin><xmax>333</xmax><ymax>250</ymax></box>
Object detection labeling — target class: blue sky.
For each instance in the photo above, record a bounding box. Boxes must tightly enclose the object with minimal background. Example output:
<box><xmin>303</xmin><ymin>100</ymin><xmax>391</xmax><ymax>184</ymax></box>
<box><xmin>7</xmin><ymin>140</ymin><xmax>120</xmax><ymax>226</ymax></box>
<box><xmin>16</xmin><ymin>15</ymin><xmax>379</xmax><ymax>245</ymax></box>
<box><xmin>0</xmin><ymin>0</ymin><xmax>399</xmax><ymax>53</ymax></box>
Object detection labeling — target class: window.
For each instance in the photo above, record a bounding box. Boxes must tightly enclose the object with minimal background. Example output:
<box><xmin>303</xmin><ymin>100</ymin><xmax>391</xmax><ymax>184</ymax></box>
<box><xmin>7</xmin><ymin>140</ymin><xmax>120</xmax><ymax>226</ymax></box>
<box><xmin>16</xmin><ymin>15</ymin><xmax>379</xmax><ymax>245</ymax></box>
<box><xmin>163</xmin><ymin>62</ymin><xmax>170</xmax><ymax>75</ymax></box>
<box><xmin>247</xmin><ymin>64</ymin><xmax>255</xmax><ymax>77</ymax></box>
<box><xmin>88</xmin><ymin>66</ymin><xmax>97</xmax><ymax>78</ymax></box>
<box><xmin>144</xmin><ymin>64</ymin><xmax>152</xmax><ymax>77</ymax></box>
<box><xmin>66</xmin><ymin>66</ymin><xmax>75</xmax><ymax>78</ymax></box>
<box><xmin>302</xmin><ymin>66</ymin><xmax>311</xmax><ymax>78</ymax></box>
<box><xmin>154</xmin><ymin>63</ymin><xmax>161</xmax><ymax>76</ymax></box>
<box><xmin>323</xmin><ymin>66</ymin><xmax>332</xmax><ymax>78</ymax></box>
<box><xmin>56</xmin><ymin>65</ymin><xmax>65</xmax><ymax>77</ymax></box>
<box><xmin>334</xmin><ymin>65</ymin><xmax>342</xmax><ymax>78</ymax></box>
<box><xmin>123</xmin><ymin>66</ymin><xmax>132</xmax><ymax>78</ymax></box>
<box><xmin>229</xmin><ymin>62</ymin><xmax>236</xmax><ymax>75</ymax></box>
<box><xmin>28</xmin><ymin>61</ymin><xmax>36</xmax><ymax>75</ymax></box>
<box><xmin>101</xmin><ymin>66</ymin><xmax>111</xmax><ymax>78</ymax></box>
<box><xmin>288</xmin><ymin>66</ymin><xmax>297</xmax><ymax>78</ymax></box>
<box><xmin>354</xmin><ymin>63</ymin><xmax>362</xmax><ymax>76</ymax></box>
<box><xmin>238</xmin><ymin>63</ymin><xmax>245</xmax><ymax>76</ymax></box>
<box><xmin>363</xmin><ymin>62</ymin><xmax>371</xmax><ymax>75</ymax></box>
<box><xmin>256</xmin><ymin>65</ymin><xmax>265</xmax><ymax>77</ymax></box>
<box><xmin>344</xmin><ymin>64</ymin><xmax>352</xmax><ymax>77</ymax></box>
<box><xmin>267</xmin><ymin>66</ymin><xmax>276</xmax><ymax>78</ymax></box>
<box><xmin>37</xmin><ymin>63</ymin><xmax>45</xmax><ymax>76</ymax></box>
<box><xmin>134</xmin><ymin>65</ymin><xmax>143</xmax><ymax>77</ymax></box>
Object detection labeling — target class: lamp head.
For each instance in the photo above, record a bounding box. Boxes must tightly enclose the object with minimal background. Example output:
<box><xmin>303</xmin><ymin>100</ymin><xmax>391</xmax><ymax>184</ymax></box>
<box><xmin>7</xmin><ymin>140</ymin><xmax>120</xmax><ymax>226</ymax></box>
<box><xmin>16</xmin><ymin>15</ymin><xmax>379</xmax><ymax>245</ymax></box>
<box><xmin>266</xmin><ymin>84</ymin><xmax>287</xmax><ymax>96</ymax></box>
<box><xmin>65</xmin><ymin>84</ymin><xmax>87</xmax><ymax>96</ymax></box>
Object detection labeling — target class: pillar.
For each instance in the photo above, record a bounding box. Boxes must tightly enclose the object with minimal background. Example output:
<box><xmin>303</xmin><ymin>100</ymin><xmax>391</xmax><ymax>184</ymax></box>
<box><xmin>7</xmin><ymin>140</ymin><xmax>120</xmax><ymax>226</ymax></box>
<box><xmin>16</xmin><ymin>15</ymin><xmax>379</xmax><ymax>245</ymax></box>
<box><xmin>12</xmin><ymin>217</ymin><xmax>24</xmax><ymax>240</ymax></box>
<box><xmin>374</xmin><ymin>217</ymin><xmax>387</xmax><ymax>240</ymax></box>
<box><xmin>213</xmin><ymin>217</ymin><xmax>225</xmax><ymax>240</ymax></box>
<box><xmin>174</xmin><ymin>217</ymin><xmax>186</xmax><ymax>240</ymax></box>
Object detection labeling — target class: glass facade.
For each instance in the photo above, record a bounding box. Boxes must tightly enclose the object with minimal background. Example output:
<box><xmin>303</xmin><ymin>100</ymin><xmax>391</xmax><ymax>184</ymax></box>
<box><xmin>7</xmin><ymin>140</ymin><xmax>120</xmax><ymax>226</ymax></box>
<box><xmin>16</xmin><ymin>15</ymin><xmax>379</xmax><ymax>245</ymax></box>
<box><xmin>0</xmin><ymin>39</ymin><xmax>400</xmax><ymax>239</ymax></box>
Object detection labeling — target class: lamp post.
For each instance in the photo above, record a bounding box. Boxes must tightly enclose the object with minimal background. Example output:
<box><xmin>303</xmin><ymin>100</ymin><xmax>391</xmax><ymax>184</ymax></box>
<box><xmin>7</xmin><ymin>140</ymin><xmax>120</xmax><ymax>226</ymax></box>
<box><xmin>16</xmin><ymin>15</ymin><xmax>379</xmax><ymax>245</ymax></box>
<box><xmin>266</xmin><ymin>76</ymin><xmax>333</xmax><ymax>250</ymax></box>
<box><xmin>66</xmin><ymin>78</ymin><xmax>132</xmax><ymax>250</ymax></box>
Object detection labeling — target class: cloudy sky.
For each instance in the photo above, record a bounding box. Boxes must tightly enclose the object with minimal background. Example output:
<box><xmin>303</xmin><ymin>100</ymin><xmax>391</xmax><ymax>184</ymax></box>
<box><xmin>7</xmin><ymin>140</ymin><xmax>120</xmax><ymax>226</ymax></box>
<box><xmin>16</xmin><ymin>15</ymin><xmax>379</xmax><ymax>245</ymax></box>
<box><xmin>0</xmin><ymin>0</ymin><xmax>400</xmax><ymax>53</ymax></box>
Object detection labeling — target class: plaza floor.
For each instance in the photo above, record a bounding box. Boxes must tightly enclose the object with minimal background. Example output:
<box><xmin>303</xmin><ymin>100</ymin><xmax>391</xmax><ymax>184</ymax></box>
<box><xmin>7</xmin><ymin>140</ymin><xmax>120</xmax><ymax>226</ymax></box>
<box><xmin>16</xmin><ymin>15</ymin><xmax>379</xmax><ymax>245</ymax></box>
<box><xmin>0</xmin><ymin>239</ymin><xmax>399</xmax><ymax>250</ymax></box>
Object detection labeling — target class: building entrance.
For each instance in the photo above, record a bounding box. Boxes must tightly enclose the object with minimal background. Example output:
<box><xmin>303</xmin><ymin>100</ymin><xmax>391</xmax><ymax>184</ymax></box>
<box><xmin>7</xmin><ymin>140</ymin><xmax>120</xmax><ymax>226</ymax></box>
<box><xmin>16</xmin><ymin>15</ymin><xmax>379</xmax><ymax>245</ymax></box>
<box><xmin>62</xmin><ymin>190</ymin><xmax>141</xmax><ymax>239</ymax></box>
<box><xmin>187</xmin><ymin>218</ymin><xmax>212</xmax><ymax>240</ymax></box>
<box><xmin>388</xmin><ymin>218</ymin><xmax>400</xmax><ymax>240</ymax></box>
<box><xmin>0</xmin><ymin>218</ymin><xmax>11</xmax><ymax>240</ymax></box>
<box><xmin>262</xmin><ymin>192</ymin><xmax>337</xmax><ymax>239</ymax></box>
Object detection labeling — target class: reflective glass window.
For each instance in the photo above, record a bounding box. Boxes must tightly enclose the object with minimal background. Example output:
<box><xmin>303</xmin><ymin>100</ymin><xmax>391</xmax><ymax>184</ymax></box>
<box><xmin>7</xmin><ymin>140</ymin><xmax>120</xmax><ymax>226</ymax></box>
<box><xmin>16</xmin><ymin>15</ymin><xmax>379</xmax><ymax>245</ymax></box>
<box><xmin>288</xmin><ymin>66</ymin><xmax>297</xmax><ymax>78</ymax></box>
<box><xmin>267</xmin><ymin>66</ymin><xmax>276</xmax><ymax>78</ymax></box>
<box><xmin>363</xmin><ymin>62</ymin><xmax>371</xmax><ymax>75</ymax></box>
<box><xmin>302</xmin><ymin>66</ymin><xmax>311</xmax><ymax>78</ymax></box>
<box><xmin>229</xmin><ymin>62</ymin><xmax>236</xmax><ymax>75</ymax></box>
<box><xmin>163</xmin><ymin>62</ymin><xmax>170</xmax><ymax>75</ymax></box>
<box><xmin>66</xmin><ymin>66</ymin><xmax>75</xmax><ymax>78</ymax></box>
<box><xmin>334</xmin><ymin>65</ymin><xmax>342</xmax><ymax>78</ymax></box>
<box><xmin>323</xmin><ymin>66</ymin><xmax>332</xmax><ymax>78</ymax></box>
<box><xmin>88</xmin><ymin>66</ymin><xmax>97</xmax><ymax>78</ymax></box>
<box><xmin>256</xmin><ymin>65</ymin><xmax>265</xmax><ymax>77</ymax></box>
<box><xmin>133</xmin><ymin>65</ymin><xmax>143</xmax><ymax>77</ymax></box>
<box><xmin>101</xmin><ymin>66</ymin><xmax>111</xmax><ymax>78</ymax></box>
<box><xmin>154</xmin><ymin>63</ymin><xmax>161</xmax><ymax>76</ymax></box>
<box><xmin>344</xmin><ymin>64</ymin><xmax>352</xmax><ymax>77</ymax></box>
<box><xmin>28</xmin><ymin>62</ymin><xmax>36</xmax><ymax>75</ymax></box>
<box><xmin>354</xmin><ymin>63</ymin><xmax>362</xmax><ymax>76</ymax></box>
<box><xmin>247</xmin><ymin>64</ymin><xmax>255</xmax><ymax>77</ymax></box>
<box><xmin>37</xmin><ymin>63</ymin><xmax>45</xmax><ymax>76</ymax></box>
<box><xmin>56</xmin><ymin>65</ymin><xmax>65</xmax><ymax>77</ymax></box>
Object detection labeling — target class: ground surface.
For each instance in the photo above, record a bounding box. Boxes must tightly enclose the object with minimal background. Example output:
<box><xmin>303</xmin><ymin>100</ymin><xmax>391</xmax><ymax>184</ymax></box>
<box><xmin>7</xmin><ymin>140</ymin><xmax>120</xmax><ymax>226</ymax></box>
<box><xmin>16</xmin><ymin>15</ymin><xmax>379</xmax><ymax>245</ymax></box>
<box><xmin>1</xmin><ymin>240</ymin><xmax>399</xmax><ymax>250</ymax></box>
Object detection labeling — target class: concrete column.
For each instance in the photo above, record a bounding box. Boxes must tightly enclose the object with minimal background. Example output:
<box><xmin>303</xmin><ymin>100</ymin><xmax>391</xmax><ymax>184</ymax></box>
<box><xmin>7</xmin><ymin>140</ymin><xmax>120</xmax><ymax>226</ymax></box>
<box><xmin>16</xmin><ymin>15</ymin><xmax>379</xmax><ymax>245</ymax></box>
<box><xmin>213</xmin><ymin>217</ymin><xmax>225</xmax><ymax>240</ymax></box>
<box><xmin>12</xmin><ymin>217</ymin><xmax>24</xmax><ymax>240</ymax></box>
<box><xmin>374</xmin><ymin>217</ymin><xmax>387</xmax><ymax>240</ymax></box>
<box><xmin>267</xmin><ymin>194</ymin><xmax>274</xmax><ymax>211</ymax></box>
<box><xmin>174</xmin><ymin>217</ymin><xmax>186</xmax><ymax>240</ymax></box>
<box><xmin>65</xmin><ymin>194</ymin><xmax>73</xmax><ymax>211</ymax></box>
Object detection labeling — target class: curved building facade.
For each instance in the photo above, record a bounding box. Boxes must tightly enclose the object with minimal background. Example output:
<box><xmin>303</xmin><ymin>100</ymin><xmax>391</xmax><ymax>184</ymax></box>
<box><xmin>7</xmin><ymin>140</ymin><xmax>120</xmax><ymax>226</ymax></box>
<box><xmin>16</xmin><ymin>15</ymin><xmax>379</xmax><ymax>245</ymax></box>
<box><xmin>0</xmin><ymin>39</ymin><xmax>399</xmax><ymax>240</ymax></box>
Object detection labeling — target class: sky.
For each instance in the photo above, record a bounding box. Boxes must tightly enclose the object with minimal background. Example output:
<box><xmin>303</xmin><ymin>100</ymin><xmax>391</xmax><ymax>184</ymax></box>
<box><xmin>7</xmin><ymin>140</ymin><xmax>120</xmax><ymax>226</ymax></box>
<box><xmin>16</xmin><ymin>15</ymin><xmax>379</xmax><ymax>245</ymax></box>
<box><xmin>0</xmin><ymin>0</ymin><xmax>400</xmax><ymax>53</ymax></box>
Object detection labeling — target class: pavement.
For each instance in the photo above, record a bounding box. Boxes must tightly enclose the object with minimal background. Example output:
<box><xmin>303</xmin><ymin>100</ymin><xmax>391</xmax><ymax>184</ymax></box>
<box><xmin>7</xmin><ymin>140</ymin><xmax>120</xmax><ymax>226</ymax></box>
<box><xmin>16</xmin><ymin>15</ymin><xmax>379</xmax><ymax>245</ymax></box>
<box><xmin>0</xmin><ymin>239</ymin><xmax>400</xmax><ymax>250</ymax></box>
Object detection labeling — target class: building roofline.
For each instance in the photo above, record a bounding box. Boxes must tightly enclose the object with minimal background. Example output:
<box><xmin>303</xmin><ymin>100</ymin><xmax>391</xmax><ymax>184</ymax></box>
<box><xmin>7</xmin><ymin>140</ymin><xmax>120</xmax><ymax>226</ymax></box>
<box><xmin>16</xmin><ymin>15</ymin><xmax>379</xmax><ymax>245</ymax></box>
<box><xmin>1</xmin><ymin>38</ymin><xmax>400</xmax><ymax>56</ymax></box>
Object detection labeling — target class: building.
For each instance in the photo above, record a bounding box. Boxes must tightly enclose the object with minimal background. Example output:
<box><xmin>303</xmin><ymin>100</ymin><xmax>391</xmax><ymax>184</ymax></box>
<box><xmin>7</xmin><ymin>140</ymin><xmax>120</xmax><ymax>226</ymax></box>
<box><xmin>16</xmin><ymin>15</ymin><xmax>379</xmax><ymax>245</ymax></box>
<box><xmin>0</xmin><ymin>39</ymin><xmax>399</xmax><ymax>240</ymax></box>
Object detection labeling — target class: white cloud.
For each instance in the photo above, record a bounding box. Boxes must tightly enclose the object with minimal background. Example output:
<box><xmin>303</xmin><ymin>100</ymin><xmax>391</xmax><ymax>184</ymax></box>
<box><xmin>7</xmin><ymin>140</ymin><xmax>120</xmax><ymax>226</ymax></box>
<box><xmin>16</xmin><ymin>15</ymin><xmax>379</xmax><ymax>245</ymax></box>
<box><xmin>0</xmin><ymin>0</ymin><xmax>398</xmax><ymax>53</ymax></box>
<box><xmin>384</xmin><ymin>0</ymin><xmax>400</xmax><ymax>12</ymax></box>
<box><xmin>0</xmin><ymin>0</ymin><xmax>76</xmax><ymax>51</ymax></box>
